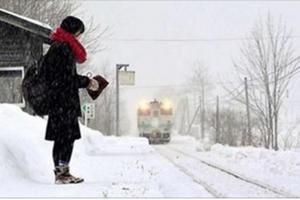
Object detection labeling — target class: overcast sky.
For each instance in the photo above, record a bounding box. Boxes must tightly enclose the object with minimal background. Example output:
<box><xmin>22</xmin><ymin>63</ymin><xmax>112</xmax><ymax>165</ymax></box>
<box><xmin>78</xmin><ymin>1</ymin><xmax>300</xmax><ymax>134</ymax></box>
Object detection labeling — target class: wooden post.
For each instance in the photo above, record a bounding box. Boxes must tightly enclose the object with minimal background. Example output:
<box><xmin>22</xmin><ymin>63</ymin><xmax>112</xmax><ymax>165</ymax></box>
<box><xmin>186</xmin><ymin>104</ymin><xmax>201</xmax><ymax>136</ymax></box>
<box><xmin>116</xmin><ymin>65</ymin><xmax>120</xmax><ymax>136</ymax></box>
<box><xmin>201</xmin><ymin>81</ymin><xmax>205</xmax><ymax>139</ymax></box>
<box><xmin>186</xmin><ymin>97</ymin><xmax>190</xmax><ymax>134</ymax></box>
<box><xmin>244</xmin><ymin>77</ymin><xmax>252</xmax><ymax>145</ymax></box>
<box><xmin>199</xmin><ymin>95</ymin><xmax>202</xmax><ymax>139</ymax></box>
<box><xmin>179</xmin><ymin>98</ymin><xmax>187</xmax><ymax>135</ymax></box>
<box><xmin>216</xmin><ymin>95</ymin><xmax>220</xmax><ymax>143</ymax></box>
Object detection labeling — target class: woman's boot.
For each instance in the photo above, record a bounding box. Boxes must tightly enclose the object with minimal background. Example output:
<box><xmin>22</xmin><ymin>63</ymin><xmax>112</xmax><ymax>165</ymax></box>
<box><xmin>63</xmin><ymin>166</ymin><xmax>84</xmax><ymax>183</ymax></box>
<box><xmin>54</xmin><ymin>165</ymin><xmax>84</xmax><ymax>184</ymax></box>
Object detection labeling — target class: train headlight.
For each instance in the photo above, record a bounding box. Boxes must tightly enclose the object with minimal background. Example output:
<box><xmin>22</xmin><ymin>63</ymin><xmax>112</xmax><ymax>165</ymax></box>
<box><xmin>139</xmin><ymin>101</ymin><xmax>150</xmax><ymax>111</ymax></box>
<box><xmin>162</xmin><ymin>100</ymin><xmax>172</xmax><ymax>110</ymax></box>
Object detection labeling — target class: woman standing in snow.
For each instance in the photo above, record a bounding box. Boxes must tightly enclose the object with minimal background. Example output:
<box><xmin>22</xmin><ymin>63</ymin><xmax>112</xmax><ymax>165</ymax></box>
<box><xmin>44</xmin><ymin>16</ymin><xmax>98</xmax><ymax>184</ymax></box>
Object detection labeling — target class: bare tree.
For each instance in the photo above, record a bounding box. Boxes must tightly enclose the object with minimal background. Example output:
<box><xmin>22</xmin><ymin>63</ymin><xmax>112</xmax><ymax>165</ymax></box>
<box><xmin>0</xmin><ymin>0</ymin><xmax>79</xmax><ymax>29</ymax></box>
<box><xmin>175</xmin><ymin>96</ymin><xmax>190</xmax><ymax>136</ymax></box>
<box><xmin>230</xmin><ymin>15</ymin><xmax>300</xmax><ymax>150</ymax></box>
<box><xmin>0</xmin><ymin>0</ymin><xmax>106</xmax><ymax>54</ymax></box>
<box><xmin>279</xmin><ymin>125</ymin><xmax>298</xmax><ymax>150</ymax></box>
<box><xmin>186</xmin><ymin>60</ymin><xmax>213</xmax><ymax>140</ymax></box>
<box><xmin>206</xmin><ymin>107</ymin><xmax>242</xmax><ymax>146</ymax></box>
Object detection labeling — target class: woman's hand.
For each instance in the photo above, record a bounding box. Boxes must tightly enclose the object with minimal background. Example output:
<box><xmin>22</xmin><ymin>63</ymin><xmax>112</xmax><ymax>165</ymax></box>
<box><xmin>87</xmin><ymin>78</ymin><xmax>99</xmax><ymax>91</ymax></box>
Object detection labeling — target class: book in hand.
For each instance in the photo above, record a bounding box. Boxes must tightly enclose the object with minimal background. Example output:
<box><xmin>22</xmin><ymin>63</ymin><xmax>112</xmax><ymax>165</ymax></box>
<box><xmin>87</xmin><ymin>75</ymin><xmax>109</xmax><ymax>100</ymax></box>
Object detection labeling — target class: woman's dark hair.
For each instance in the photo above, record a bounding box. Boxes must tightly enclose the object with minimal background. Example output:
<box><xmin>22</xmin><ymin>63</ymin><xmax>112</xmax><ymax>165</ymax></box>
<box><xmin>60</xmin><ymin>16</ymin><xmax>85</xmax><ymax>35</ymax></box>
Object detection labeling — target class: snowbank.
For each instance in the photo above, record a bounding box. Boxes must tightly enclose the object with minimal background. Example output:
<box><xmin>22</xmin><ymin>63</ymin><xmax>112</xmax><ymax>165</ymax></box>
<box><xmin>169</xmin><ymin>136</ymin><xmax>300</xmax><ymax>197</ymax></box>
<box><xmin>166</xmin><ymin>135</ymin><xmax>300</xmax><ymax>196</ymax></box>
<box><xmin>208</xmin><ymin>144</ymin><xmax>300</xmax><ymax>181</ymax></box>
<box><xmin>0</xmin><ymin>104</ymin><xmax>153</xmax><ymax>197</ymax></box>
<box><xmin>0</xmin><ymin>104</ymin><xmax>152</xmax><ymax>181</ymax></box>
<box><xmin>0</xmin><ymin>104</ymin><xmax>209</xmax><ymax>198</ymax></box>
<box><xmin>202</xmin><ymin>144</ymin><xmax>300</xmax><ymax>196</ymax></box>
<box><xmin>207</xmin><ymin>144</ymin><xmax>300</xmax><ymax>187</ymax></box>
<box><xmin>170</xmin><ymin>134</ymin><xmax>212</xmax><ymax>151</ymax></box>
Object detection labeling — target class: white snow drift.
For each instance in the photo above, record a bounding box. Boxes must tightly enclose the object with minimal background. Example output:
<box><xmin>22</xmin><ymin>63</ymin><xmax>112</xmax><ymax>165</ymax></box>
<box><xmin>168</xmin><ymin>136</ymin><xmax>300</xmax><ymax>197</ymax></box>
<box><xmin>0</xmin><ymin>104</ymin><xmax>210</xmax><ymax>197</ymax></box>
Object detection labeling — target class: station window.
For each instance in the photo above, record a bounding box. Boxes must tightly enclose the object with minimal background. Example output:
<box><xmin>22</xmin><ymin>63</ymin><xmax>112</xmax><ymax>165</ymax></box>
<box><xmin>0</xmin><ymin>66</ymin><xmax>25</xmax><ymax>107</ymax></box>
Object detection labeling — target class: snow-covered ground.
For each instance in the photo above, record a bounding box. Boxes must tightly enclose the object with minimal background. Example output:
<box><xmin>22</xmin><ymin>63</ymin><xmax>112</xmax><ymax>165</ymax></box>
<box><xmin>164</xmin><ymin>135</ymin><xmax>300</xmax><ymax>197</ymax></box>
<box><xmin>2</xmin><ymin>104</ymin><xmax>299</xmax><ymax>197</ymax></box>
<box><xmin>0</xmin><ymin>104</ymin><xmax>210</xmax><ymax>198</ymax></box>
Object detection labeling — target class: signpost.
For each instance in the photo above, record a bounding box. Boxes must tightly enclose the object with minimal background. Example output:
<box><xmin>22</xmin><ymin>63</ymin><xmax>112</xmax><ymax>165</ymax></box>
<box><xmin>82</xmin><ymin>103</ymin><xmax>95</xmax><ymax>126</ymax></box>
<box><xmin>116</xmin><ymin>64</ymin><xmax>135</xmax><ymax>136</ymax></box>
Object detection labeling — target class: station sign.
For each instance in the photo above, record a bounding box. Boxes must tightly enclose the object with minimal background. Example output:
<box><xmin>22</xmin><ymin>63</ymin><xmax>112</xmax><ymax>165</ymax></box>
<box><xmin>119</xmin><ymin>70</ymin><xmax>135</xmax><ymax>86</ymax></box>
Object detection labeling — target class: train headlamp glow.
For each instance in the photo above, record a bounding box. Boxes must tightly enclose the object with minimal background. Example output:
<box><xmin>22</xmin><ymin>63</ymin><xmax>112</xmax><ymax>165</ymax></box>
<box><xmin>139</xmin><ymin>101</ymin><xmax>150</xmax><ymax>110</ymax></box>
<box><xmin>162</xmin><ymin>100</ymin><xmax>172</xmax><ymax>110</ymax></box>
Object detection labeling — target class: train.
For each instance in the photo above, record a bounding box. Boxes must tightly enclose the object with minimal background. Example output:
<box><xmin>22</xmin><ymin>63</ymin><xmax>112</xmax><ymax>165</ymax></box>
<box><xmin>137</xmin><ymin>99</ymin><xmax>173</xmax><ymax>144</ymax></box>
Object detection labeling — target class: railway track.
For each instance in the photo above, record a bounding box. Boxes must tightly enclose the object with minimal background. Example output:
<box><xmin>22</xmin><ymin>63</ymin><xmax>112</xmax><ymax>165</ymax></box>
<box><xmin>155</xmin><ymin>145</ymin><xmax>297</xmax><ymax>198</ymax></box>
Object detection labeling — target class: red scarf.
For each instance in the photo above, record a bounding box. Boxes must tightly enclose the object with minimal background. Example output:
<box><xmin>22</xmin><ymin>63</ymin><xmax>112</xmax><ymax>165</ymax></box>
<box><xmin>50</xmin><ymin>27</ymin><xmax>87</xmax><ymax>64</ymax></box>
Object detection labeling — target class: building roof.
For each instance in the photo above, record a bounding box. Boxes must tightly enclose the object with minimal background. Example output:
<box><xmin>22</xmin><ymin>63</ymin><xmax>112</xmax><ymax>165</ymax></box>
<box><xmin>0</xmin><ymin>8</ymin><xmax>52</xmax><ymax>43</ymax></box>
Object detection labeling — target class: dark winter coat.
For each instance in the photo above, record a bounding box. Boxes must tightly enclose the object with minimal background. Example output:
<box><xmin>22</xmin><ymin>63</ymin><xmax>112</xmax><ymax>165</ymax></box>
<box><xmin>44</xmin><ymin>42</ymin><xmax>90</xmax><ymax>141</ymax></box>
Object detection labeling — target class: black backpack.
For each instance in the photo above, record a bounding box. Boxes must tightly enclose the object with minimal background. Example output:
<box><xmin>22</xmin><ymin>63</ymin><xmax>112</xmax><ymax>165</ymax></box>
<box><xmin>22</xmin><ymin>56</ymin><xmax>49</xmax><ymax>116</ymax></box>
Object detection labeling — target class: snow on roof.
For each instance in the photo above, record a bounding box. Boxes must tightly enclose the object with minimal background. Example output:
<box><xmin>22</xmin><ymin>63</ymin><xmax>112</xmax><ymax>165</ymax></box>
<box><xmin>0</xmin><ymin>8</ymin><xmax>52</xmax><ymax>30</ymax></box>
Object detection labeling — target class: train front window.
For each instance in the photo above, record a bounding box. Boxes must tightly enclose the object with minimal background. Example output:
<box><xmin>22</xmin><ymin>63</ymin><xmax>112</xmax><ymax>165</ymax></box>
<box><xmin>153</xmin><ymin>110</ymin><xmax>159</xmax><ymax>117</ymax></box>
<box><xmin>138</xmin><ymin>109</ymin><xmax>150</xmax><ymax>116</ymax></box>
<box><xmin>160</xmin><ymin>108</ymin><xmax>173</xmax><ymax>115</ymax></box>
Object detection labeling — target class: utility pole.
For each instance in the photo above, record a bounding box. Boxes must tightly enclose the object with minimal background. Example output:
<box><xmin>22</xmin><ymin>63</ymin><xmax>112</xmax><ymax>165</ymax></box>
<box><xmin>201</xmin><ymin>81</ymin><xmax>205</xmax><ymax>139</ymax></box>
<box><xmin>186</xmin><ymin>103</ymin><xmax>201</xmax><ymax>136</ymax></box>
<box><xmin>116</xmin><ymin>64</ymin><xmax>129</xmax><ymax>136</ymax></box>
<box><xmin>185</xmin><ymin>96</ymin><xmax>190</xmax><ymax>134</ymax></box>
<box><xmin>244</xmin><ymin>77</ymin><xmax>252</xmax><ymax>145</ymax></box>
<box><xmin>216</xmin><ymin>95</ymin><xmax>220</xmax><ymax>143</ymax></box>
<box><xmin>199</xmin><ymin>95</ymin><xmax>202</xmax><ymax>139</ymax></box>
<box><xmin>179</xmin><ymin>98</ymin><xmax>187</xmax><ymax>135</ymax></box>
